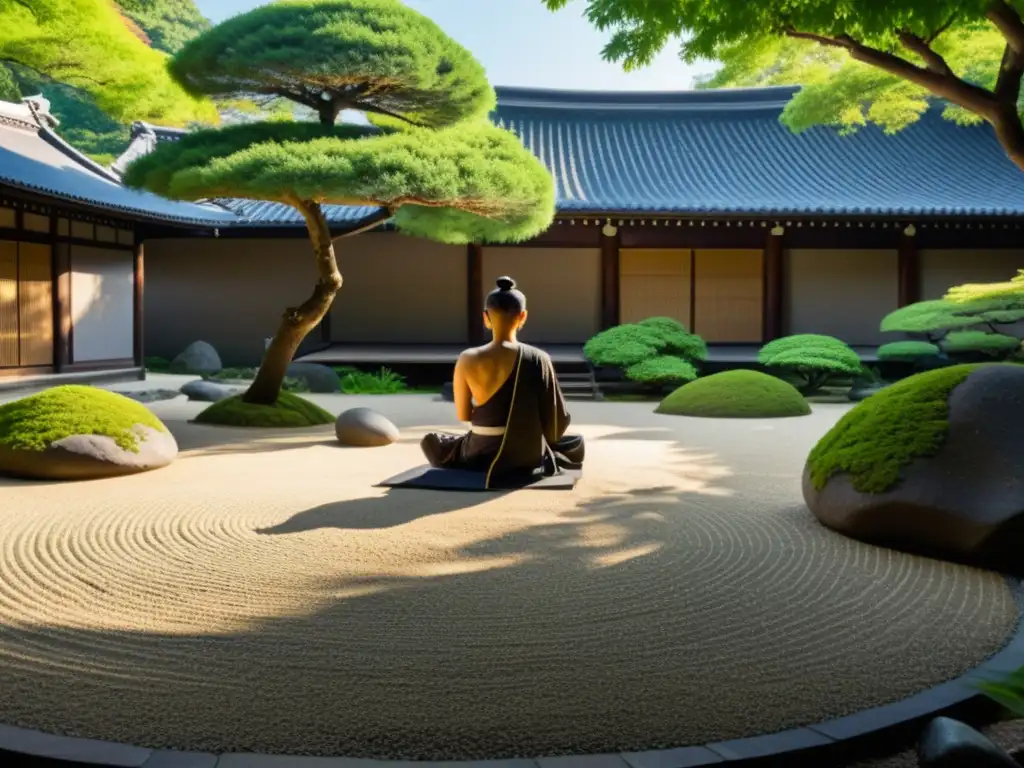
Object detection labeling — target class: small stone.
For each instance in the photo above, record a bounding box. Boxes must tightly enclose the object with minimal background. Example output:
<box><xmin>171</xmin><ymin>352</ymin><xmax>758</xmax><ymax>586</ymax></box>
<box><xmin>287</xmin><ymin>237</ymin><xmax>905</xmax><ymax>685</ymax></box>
<box><xmin>171</xmin><ymin>341</ymin><xmax>222</xmax><ymax>376</ymax></box>
<box><xmin>917</xmin><ymin>716</ymin><xmax>1019</xmax><ymax>767</ymax></box>
<box><xmin>441</xmin><ymin>381</ymin><xmax>454</xmax><ymax>402</ymax></box>
<box><xmin>335</xmin><ymin>407</ymin><xmax>399</xmax><ymax>447</ymax></box>
<box><xmin>285</xmin><ymin>362</ymin><xmax>342</xmax><ymax>393</ymax></box>
<box><xmin>180</xmin><ymin>380</ymin><xmax>241</xmax><ymax>403</ymax></box>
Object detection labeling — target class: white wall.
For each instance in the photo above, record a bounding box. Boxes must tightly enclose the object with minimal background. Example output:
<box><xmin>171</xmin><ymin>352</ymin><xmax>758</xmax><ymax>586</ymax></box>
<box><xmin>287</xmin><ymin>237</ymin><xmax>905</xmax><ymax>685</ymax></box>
<box><xmin>785</xmin><ymin>249</ymin><xmax>899</xmax><ymax>345</ymax></box>
<box><xmin>71</xmin><ymin>246</ymin><xmax>133</xmax><ymax>362</ymax></box>
<box><xmin>481</xmin><ymin>247</ymin><xmax>601</xmax><ymax>343</ymax></box>
<box><xmin>920</xmin><ymin>249</ymin><xmax>1024</xmax><ymax>299</ymax></box>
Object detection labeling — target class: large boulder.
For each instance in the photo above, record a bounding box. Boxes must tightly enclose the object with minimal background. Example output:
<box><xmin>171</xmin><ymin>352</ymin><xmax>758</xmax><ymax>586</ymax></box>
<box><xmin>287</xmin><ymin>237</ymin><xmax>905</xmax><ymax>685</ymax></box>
<box><xmin>171</xmin><ymin>341</ymin><xmax>222</xmax><ymax>376</ymax></box>
<box><xmin>285</xmin><ymin>362</ymin><xmax>341</xmax><ymax>393</ymax></box>
<box><xmin>180</xmin><ymin>380</ymin><xmax>242</xmax><ymax>403</ymax></box>
<box><xmin>804</xmin><ymin>364</ymin><xmax>1024</xmax><ymax>568</ymax></box>
<box><xmin>0</xmin><ymin>386</ymin><xmax>178</xmax><ymax>481</ymax></box>
<box><xmin>335</xmin><ymin>407</ymin><xmax>399</xmax><ymax>447</ymax></box>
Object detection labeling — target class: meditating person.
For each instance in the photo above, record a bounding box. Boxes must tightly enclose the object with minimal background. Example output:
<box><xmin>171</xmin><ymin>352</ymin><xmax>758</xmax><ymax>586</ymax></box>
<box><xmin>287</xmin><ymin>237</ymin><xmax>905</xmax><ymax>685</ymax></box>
<box><xmin>420</xmin><ymin>276</ymin><xmax>585</xmax><ymax>488</ymax></box>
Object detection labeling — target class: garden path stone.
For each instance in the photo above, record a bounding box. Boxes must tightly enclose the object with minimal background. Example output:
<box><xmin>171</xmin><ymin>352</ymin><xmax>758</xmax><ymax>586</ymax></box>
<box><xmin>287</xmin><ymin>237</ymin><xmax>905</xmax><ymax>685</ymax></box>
<box><xmin>335</xmin><ymin>407</ymin><xmax>400</xmax><ymax>447</ymax></box>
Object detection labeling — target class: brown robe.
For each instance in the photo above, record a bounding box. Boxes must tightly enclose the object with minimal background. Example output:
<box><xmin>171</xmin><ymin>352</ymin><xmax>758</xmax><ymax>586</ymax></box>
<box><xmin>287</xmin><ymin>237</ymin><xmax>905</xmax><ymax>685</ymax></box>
<box><xmin>420</xmin><ymin>344</ymin><xmax>584</xmax><ymax>489</ymax></box>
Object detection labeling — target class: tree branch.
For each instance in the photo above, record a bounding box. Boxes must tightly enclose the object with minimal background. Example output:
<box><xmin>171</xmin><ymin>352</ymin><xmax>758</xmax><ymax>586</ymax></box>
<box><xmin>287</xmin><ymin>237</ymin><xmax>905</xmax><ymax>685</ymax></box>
<box><xmin>783</xmin><ymin>27</ymin><xmax>999</xmax><ymax>118</ymax></box>
<box><xmin>354</xmin><ymin>102</ymin><xmax>425</xmax><ymax>128</ymax></box>
<box><xmin>0</xmin><ymin>56</ymin><xmax>111</xmax><ymax>88</ymax></box>
<box><xmin>988</xmin><ymin>1</ymin><xmax>1024</xmax><ymax>55</ymax></box>
<box><xmin>995</xmin><ymin>43</ymin><xmax>1024</xmax><ymax>103</ymax></box>
<box><xmin>924</xmin><ymin>14</ymin><xmax>958</xmax><ymax>45</ymax></box>
<box><xmin>330</xmin><ymin>206</ymin><xmax>395</xmax><ymax>241</ymax></box>
<box><xmin>897</xmin><ymin>30</ymin><xmax>953</xmax><ymax>76</ymax></box>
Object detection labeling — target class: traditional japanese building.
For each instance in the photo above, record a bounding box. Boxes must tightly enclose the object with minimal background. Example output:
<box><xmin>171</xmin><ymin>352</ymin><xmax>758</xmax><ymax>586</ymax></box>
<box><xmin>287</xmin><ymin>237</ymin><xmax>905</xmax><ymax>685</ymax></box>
<box><xmin>0</xmin><ymin>96</ymin><xmax>235</xmax><ymax>387</ymax></box>
<box><xmin>3</xmin><ymin>84</ymin><xmax>1024</xmax><ymax>382</ymax></box>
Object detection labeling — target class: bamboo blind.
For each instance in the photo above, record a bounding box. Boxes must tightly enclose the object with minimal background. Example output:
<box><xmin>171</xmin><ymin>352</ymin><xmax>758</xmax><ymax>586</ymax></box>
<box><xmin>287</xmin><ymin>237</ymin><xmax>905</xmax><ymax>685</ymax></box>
<box><xmin>693</xmin><ymin>249</ymin><xmax>764</xmax><ymax>342</ymax></box>
<box><xmin>17</xmin><ymin>243</ymin><xmax>53</xmax><ymax>366</ymax></box>
<box><xmin>619</xmin><ymin>249</ymin><xmax>692</xmax><ymax>326</ymax></box>
<box><xmin>0</xmin><ymin>241</ymin><xmax>17</xmax><ymax>366</ymax></box>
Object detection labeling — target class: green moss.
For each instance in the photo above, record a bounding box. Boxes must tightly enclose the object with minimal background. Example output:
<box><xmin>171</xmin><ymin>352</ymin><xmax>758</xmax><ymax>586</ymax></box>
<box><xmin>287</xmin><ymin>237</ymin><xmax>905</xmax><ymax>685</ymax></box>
<box><xmin>0</xmin><ymin>385</ymin><xmax>168</xmax><ymax>452</ymax></box>
<box><xmin>656</xmin><ymin>370</ymin><xmax>811</xmax><ymax>418</ymax></box>
<box><xmin>806</xmin><ymin>364</ymin><xmax>980</xmax><ymax>494</ymax></box>
<box><xmin>193</xmin><ymin>392</ymin><xmax>334</xmax><ymax>427</ymax></box>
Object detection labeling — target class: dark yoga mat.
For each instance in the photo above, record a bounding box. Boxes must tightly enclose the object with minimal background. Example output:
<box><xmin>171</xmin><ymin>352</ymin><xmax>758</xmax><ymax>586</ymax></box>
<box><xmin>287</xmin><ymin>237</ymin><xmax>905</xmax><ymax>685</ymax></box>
<box><xmin>378</xmin><ymin>465</ymin><xmax>581</xmax><ymax>491</ymax></box>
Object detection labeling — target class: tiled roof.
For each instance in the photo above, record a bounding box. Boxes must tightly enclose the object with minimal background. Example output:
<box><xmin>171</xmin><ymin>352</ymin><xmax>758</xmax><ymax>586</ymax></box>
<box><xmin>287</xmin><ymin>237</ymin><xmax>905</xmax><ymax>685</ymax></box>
<box><xmin>492</xmin><ymin>85</ymin><xmax>1024</xmax><ymax>217</ymax></box>
<box><xmin>0</xmin><ymin>99</ymin><xmax>237</xmax><ymax>227</ymax></box>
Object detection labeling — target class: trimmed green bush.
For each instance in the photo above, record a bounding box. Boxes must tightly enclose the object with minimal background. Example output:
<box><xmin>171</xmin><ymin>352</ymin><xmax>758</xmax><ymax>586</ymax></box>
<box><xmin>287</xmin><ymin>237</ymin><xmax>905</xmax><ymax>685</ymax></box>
<box><xmin>758</xmin><ymin>334</ymin><xmax>864</xmax><ymax>395</ymax></box>
<box><xmin>624</xmin><ymin>356</ymin><xmax>698</xmax><ymax>384</ymax></box>
<box><xmin>0</xmin><ymin>385</ymin><xmax>169</xmax><ymax>452</ymax></box>
<box><xmin>942</xmin><ymin>330</ymin><xmax>1020</xmax><ymax>355</ymax></box>
<box><xmin>806</xmin><ymin>364</ymin><xmax>980</xmax><ymax>494</ymax></box>
<box><xmin>193</xmin><ymin>392</ymin><xmax>334</xmax><ymax>427</ymax></box>
<box><xmin>656</xmin><ymin>369</ymin><xmax>811</xmax><ymax>418</ymax></box>
<box><xmin>584</xmin><ymin>317</ymin><xmax>705</xmax><ymax>386</ymax></box>
<box><xmin>877</xmin><ymin>340</ymin><xmax>942</xmax><ymax>363</ymax></box>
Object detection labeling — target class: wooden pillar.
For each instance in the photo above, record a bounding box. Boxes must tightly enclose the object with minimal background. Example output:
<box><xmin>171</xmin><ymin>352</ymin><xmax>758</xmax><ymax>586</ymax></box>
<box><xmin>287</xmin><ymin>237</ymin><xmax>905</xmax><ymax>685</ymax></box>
<box><xmin>133</xmin><ymin>239</ymin><xmax>145</xmax><ymax>367</ymax></box>
<box><xmin>467</xmin><ymin>243</ymin><xmax>484</xmax><ymax>345</ymax></box>
<box><xmin>52</xmin><ymin>236</ymin><xmax>71</xmax><ymax>372</ymax></box>
<box><xmin>600</xmin><ymin>223</ymin><xmax>620</xmax><ymax>329</ymax></box>
<box><xmin>897</xmin><ymin>227</ymin><xmax>920</xmax><ymax>307</ymax></box>
<box><xmin>763</xmin><ymin>227</ymin><xmax>785</xmax><ymax>341</ymax></box>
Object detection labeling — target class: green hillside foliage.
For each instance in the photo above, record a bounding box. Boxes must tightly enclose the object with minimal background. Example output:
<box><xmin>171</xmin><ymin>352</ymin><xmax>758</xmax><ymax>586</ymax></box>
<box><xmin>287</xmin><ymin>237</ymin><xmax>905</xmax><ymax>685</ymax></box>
<box><xmin>0</xmin><ymin>0</ymin><xmax>211</xmax><ymax>163</ymax></box>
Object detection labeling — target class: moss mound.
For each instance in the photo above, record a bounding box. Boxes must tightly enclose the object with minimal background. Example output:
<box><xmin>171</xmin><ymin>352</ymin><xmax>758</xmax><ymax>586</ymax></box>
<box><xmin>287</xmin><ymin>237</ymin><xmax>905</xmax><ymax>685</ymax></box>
<box><xmin>806</xmin><ymin>364</ymin><xmax>981</xmax><ymax>494</ymax></box>
<box><xmin>194</xmin><ymin>392</ymin><xmax>334</xmax><ymax>427</ymax></box>
<box><xmin>656</xmin><ymin>370</ymin><xmax>811</xmax><ymax>418</ymax></box>
<box><xmin>0</xmin><ymin>385</ymin><xmax>168</xmax><ymax>452</ymax></box>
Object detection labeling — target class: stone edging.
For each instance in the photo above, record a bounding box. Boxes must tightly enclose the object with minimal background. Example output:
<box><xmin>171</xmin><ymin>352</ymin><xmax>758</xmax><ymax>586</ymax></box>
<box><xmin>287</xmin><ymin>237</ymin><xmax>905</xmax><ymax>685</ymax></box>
<box><xmin>3</xmin><ymin>589</ymin><xmax>1023</xmax><ymax>768</ymax></box>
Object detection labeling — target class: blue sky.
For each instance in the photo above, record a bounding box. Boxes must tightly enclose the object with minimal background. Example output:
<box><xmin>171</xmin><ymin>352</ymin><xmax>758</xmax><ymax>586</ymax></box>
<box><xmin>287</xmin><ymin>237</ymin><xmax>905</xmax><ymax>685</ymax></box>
<box><xmin>193</xmin><ymin>0</ymin><xmax>715</xmax><ymax>90</ymax></box>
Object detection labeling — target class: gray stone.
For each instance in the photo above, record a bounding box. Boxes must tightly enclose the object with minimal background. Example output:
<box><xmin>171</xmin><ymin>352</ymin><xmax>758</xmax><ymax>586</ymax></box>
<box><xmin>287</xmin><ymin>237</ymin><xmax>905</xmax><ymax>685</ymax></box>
<box><xmin>116</xmin><ymin>388</ymin><xmax>182</xmax><ymax>404</ymax></box>
<box><xmin>286</xmin><ymin>362</ymin><xmax>342</xmax><ymax>393</ymax></box>
<box><xmin>171</xmin><ymin>341</ymin><xmax>222</xmax><ymax>376</ymax></box>
<box><xmin>917</xmin><ymin>716</ymin><xmax>1018</xmax><ymax>767</ymax></box>
<box><xmin>805</xmin><ymin>364</ymin><xmax>1024</xmax><ymax>568</ymax></box>
<box><xmin>335</xmin><ymin>407</ymin><xmax>400</xmax><ymax>447</ymax></box>
<box><xmin>441</xmin><ymin>381</ymin><xmax>454</xmax><ymax>402</ymax></box>
<box><xmin>0</xmin><ymin>424</ymin><xmax>178</xmax><ymax>481</ymax></box>
<box><xmin>0</xmin><ymin>722</ymin><xmax>151</xmax><ymax>765</ymax></box>
<box><xmin>180</xmin><ymin>380</ymin><xmax>241</xmax><ymax>403</ymax></box>
<box><xmin>847</xmin><ymin>384</ymin><xmax>887</xmax><ymax>402</ymax></box>
<box><xmin>143</xmin><ymin>749</ymin><xmax>219</xmax><ymax>768</ymax></box>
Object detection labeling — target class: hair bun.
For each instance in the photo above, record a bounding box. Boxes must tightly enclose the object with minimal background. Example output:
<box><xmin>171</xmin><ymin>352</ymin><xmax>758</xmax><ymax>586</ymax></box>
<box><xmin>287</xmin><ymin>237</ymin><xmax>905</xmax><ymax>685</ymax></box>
<box><xmin>495</xmin><ymin>276</ymin><xmax>516</xmax><ymax>291</ymax></box>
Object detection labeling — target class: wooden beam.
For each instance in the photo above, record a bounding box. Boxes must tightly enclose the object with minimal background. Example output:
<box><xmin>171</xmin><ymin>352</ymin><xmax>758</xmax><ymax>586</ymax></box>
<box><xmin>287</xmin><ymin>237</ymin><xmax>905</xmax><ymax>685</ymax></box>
<box><xmin>53</xmin><ymin>243</ymin><xmax>71</xmax><ymax>371</ymax></box>
<box><xmin>467</xmin><ymin>243</ymin><xmax>484</xmax><ymax>345</ymax></box>
<box><xmin>599</xmin><ymin>225</ymin><xmax>620</xmax><ymax>328</ymax></box>
<box><xmin>133</xmin><ymin>240</ymin><xmax>145</xmax><ymax>366</ymax></box>
<box><xmin>763</xmin><ymin>229</ymin><xmax>785</xmax><ymax>341</ymax></box>
<box><xmin>897</xmin><ymin>231</ymin><xmax>921</xmax><ymax>307</ymax></box>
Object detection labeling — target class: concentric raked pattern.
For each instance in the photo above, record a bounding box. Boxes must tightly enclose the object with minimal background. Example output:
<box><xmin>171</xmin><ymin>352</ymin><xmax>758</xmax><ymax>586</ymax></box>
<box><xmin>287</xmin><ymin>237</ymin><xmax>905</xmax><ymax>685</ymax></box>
<box><xmin>0</xmin><ymin>405</ymin><xmax>1015</xmax><ymax>759</ymax></box>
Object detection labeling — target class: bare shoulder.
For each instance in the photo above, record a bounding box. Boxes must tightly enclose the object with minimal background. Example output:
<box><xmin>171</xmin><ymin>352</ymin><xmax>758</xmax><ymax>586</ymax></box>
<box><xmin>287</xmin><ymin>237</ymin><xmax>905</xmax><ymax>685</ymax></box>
<box><xmin>456</xmin><ymin>347</ymin><xmax>484</xmax><ymax>369</ymax></box>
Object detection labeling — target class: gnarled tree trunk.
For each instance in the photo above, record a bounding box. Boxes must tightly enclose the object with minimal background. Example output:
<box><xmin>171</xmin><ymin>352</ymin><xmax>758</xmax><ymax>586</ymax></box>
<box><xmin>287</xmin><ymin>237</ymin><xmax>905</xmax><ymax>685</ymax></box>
<box><xmin>242</xmin><ymin>199</ymin><xmax>391</xmax><ymax>405</ymax></box>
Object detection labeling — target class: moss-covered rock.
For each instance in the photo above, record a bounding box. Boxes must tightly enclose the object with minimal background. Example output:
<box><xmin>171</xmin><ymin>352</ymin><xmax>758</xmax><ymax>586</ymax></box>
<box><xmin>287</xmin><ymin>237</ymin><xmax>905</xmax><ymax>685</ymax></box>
<box><xmin>803</xmin><ymin>363</ymin><xmax>1024</xmax><ymax>570</ymax></box>
<box><xmin>193</xmin><ymin>392</ymin><xmax>334</xmax><ymax>427</ymax></box>
<box><xmin>656</xmin><ymin>370</ymin><xmax>811</xmax><ymax>418</ymax></box>
<box><xmin>0</xmin><ymin>385</ymin><xmax>177</xmax><ymax>480</ymax></box>
<box><xmin>806</xmin><ymin>364</ymin><xmax>977</xmax><ymax>494</ymax></box>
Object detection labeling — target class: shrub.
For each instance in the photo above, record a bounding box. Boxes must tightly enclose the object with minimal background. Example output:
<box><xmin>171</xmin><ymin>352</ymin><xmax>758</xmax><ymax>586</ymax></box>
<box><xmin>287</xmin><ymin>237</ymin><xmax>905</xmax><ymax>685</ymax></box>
<box><xmin>656</xmin><ymin>369</ymin><xmax>811</xmax><ymax>418</ymax></box>
<box><xmin>193</xmin><ymin>391</ymin><xmax>334</xmax><ymax>427</ymax></box>
<box><xmin>758</xmin><ymin>334</ymin><xmax>864</xmax><ymax>395</ymax></box>
<box><xmin>584</xmin><ymin>317</ymin><xmax>706</xmax><ymax>386</ymax></box>
<box><xmin>624</xmin><ymin>356</ymin><xmax>698</xmax><ymax>385</ymax></box>
<box><xmin>144</xmin><ymin>356</ymin><xmax>172</xmax><ymax>373</ymax></box>
<box><xmin>942</xmin><ymin>330</ymin><xmax>1020</xmax><ymax>356</ymax></box>
<box><xmin>805</xmin><ymin>364</ymin><xmax>979</xmax><ymax>494</ymax></box>
<box><xmin>877</xmin><ymin>340</ymin><xmax>943</xmax><ymax>364</ymax></box>
<box><xmin>341</xmin><ymin>367</ymin><xmax>408</xmax><ymax>395</ymax></box>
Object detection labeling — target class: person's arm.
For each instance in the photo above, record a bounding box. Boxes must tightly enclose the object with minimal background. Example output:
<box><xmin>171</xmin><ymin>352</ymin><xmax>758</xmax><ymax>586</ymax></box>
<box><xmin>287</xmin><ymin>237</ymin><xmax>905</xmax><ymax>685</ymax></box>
<box><xmin>538</xmin><ymin>352</ymin><xmax>571</xmax><ymax>443</ymax></box>
<box><xmin>453</xmin><ymin>353</ymin><xmax>474</xmax><ymax>422</ymax></box>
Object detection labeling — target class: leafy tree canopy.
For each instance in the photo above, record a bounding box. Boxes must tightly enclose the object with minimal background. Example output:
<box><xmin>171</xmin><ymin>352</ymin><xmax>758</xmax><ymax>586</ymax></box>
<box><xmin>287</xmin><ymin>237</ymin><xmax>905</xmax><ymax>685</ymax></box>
<box><xmin>758</xmin><ymin>333</ymin><xmax>863</xmax><ymax>395</ymax></box>
<box><xmin>0</xmin><ymin>0</ymin><xmax>216</xmax><ymax>126</ymax></box>
<box><xmin>123</xmin><ymin>120</ymin><xmax>556</xmax><ymax>244</ymax></box>
<box><xmin>170</xmin><ymin>0</ymin><xmax>495</xmax><ymax>127</ymax></box>
<box><xmin>117</xmin><ymin>0</ymin><xmax>210</xmax><ymax>54</ymax></box>
<box><xmin>947</xmin><ymin>269</ymin><xmax>1024</xmax><ymax>302</ymax></box>
<box><xmin>545</xmin><ymin>0</ymin><xmax>1024</xmax><ymax>168</ymax></box>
